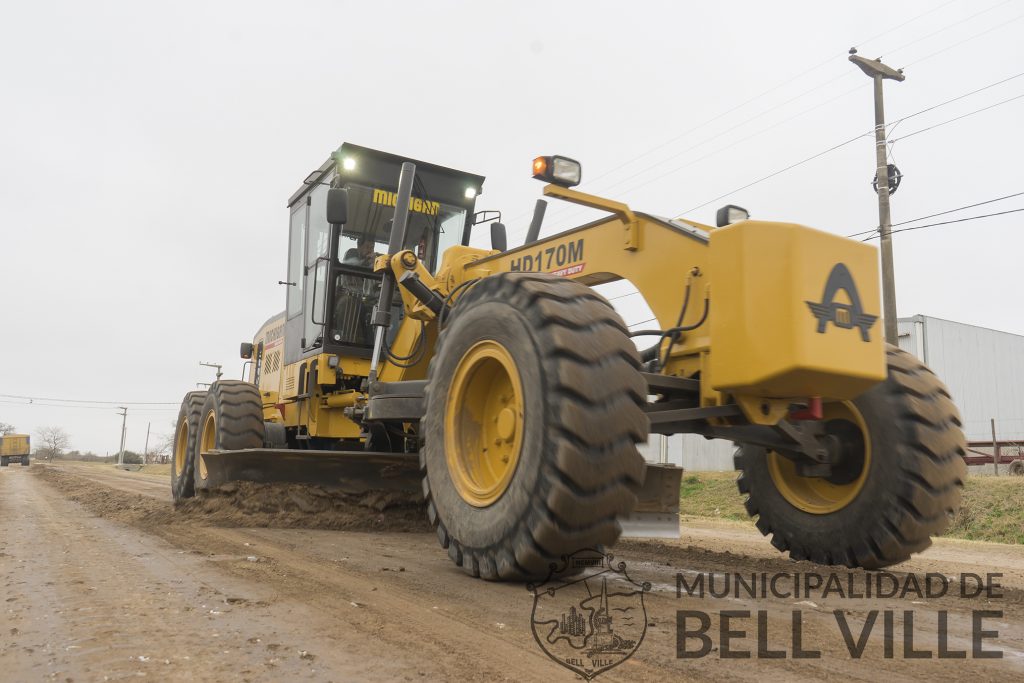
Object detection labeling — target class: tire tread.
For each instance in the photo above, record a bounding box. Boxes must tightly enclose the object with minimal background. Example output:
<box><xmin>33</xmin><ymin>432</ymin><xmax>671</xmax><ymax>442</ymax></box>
<box><xmin>735</xmin><ymin>346</ymin><xmax>966</xmax><ymax>569</ymax></box>
<box><xmin>422</xmin><ymin>273</ymin><xmax>648</xmax><ymax>580</ymax></box>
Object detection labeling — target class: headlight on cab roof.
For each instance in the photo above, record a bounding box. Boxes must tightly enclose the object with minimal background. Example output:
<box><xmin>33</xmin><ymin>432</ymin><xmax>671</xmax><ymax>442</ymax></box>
<box><xmin>716</xmin><ymin>204</ymin><xmax>750</xmax><ymax>227</ymax></box>
<box><xmin>532</xmin><ymin>155</ymin><xmax>582</xmax><ymax>188</ymax></box>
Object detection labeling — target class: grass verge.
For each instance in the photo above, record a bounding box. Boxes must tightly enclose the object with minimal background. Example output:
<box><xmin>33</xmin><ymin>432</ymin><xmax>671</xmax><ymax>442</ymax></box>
<box><xmin>679</xmin><ymin>470</ymin><xmax>1023</xmax><ymax>544</ymax></box>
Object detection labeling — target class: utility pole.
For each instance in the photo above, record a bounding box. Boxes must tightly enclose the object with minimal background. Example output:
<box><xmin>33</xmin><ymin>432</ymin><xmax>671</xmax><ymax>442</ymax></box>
<box><xmin>116</xmin><ymin>406</ymin><xmax>128</xmax><ymax>467</ymax></box>
<box><xmin>144</xmin><ymin>421</ymin><xmax>151</xmax><ymax>464</ymax></box>
<box><xmin>200</xmin><ymin>361</ymin><xmax>223</xmax><ymax>381</ymax></box>
<box><xmin>850</xmin><ymin>49</ymin><xmax>904</xmax><ymax>345</ymax></box>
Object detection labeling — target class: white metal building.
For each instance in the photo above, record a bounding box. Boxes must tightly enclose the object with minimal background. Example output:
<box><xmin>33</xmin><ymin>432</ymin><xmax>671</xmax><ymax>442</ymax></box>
<box><xmin>638</xmin><ymin>433</ymin><xmax>734</xmax><ymax>471</ymax></box>
<box><xmin>897</xmin><ymin>315</ymin><xmax>1024</xmax><ymax>442</ymax></box>
<box><xmin>640</xmin><ymin>314</ymin><xmax>1024</xmax><ymax>470</ymax></box>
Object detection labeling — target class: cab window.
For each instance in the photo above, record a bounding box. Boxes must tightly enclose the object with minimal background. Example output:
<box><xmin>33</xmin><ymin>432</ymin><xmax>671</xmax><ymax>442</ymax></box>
<box><xmin>286</xmin><ymin>202</ymin><xmax>306</xmax><ymax>319</ymax></box>
<box><xmin>328</xmin><ymin>184</ymin><xmax>465</xmax><ymax>348</ymax></box>
<box><xmin>303</xmin><ymin>184</ymin><xmax>331</xmax><ymax>347</ymax></box>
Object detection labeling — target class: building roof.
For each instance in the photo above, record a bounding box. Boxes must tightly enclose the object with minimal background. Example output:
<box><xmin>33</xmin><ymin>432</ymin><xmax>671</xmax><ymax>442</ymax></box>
<box><xmin>898</xmin><ymin>314</ymin><xmax>1024</xmax><ymax>341</ymax></box>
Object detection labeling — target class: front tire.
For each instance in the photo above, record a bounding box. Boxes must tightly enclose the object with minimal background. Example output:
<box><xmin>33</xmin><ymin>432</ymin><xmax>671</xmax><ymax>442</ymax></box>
<box><xmin>422</xmin><ymin>273</ymin><xmax>648</xmax><ymax>580</ymax></box>
<box><xmin>171</xmin><ymin>391</ymin><xmax>207</xmax><ymax>503</ymax></box>
<box><xmin>736</xmin><ymin>346</ymin><xmax>967</xmax><ymax>569</ymax></box>
<box><xmin>194</xmin><ymin>381</ymin><xmax>264</xmax><ymax>491</ymax></box>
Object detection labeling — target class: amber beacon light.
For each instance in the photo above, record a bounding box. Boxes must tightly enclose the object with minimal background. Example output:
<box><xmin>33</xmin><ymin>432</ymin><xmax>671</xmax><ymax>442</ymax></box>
<box><xmin>531</xmin><ymin>155</ymin><xmax>582</xmax><ymax>187</ymax></box>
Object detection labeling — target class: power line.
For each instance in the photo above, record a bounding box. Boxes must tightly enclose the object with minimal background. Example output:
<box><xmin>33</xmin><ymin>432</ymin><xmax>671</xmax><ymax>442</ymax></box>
<box><xmin>654</xmin><ymin>10</ymin><xmax>1024</xmax><ymax>221</ymax></box>
<box><xmin>655</xmin><ymin>73</ymin><xmax>1024</xmax><ymax>224</ymax></box>
<box><xmin>858</xmin><ymin>79</ymin><xmax>1024</xmax><ymax>238</ymax></box>
<box><xmin>0</xmin><ymin>399</ymin><xmax>176</xmax><ymax>412</ymax></box>
<box><xmin>508</xmin><ymin>72</ymin><xmax>855</xmax><ymax>230</ymax></box>
<box><xmin>861</xmin><ymin>207</ymin><xmax>1024</xmax><ymax>240</ymax></box>
<box><xmin>846</xmin><ymin>191</ymin><xmax>1024</xmax><ymax>238</ymax></box>
<box><xmin>889</xmin><ymin>92</ymin><xmax>1024</xmax><ymax>143</ymax></box>
<box><xmin>0</xmin><ymin>393</ymin><xmax>178</xmax><ymax>406</ymax></box>
<box><xmin>675</xmin><ymin>131</ymin><xmax>870</xmax><ymax>216</ymax></box>
<box><xmin>511</xmin><ymin>80</ymin><xmax>868</xmax><ymax>237</ymax></box>
<box><xmin>882</xmin><ymin>0</ymin><xmax>1012</xmax><ymax>61</ymax></box>
<box><xmin>681</xmin><ymin>85</ymin><xmax>1024</xmax><ymax>222</ymax></box>
<box><xmin>517</xmin><ymin>76</ymin><xmax>878</xmax><ymax>235</ymax></box>
<box><xmin>902</xmin><ymin>9</ymin><xmax>1024</xmax><ymax>68</ymax></box>
<box><xmin>618</xmin><ymin>78</ymin><xmax>859</xmax><ymax>189</ymax></box>
<box><xmin>854</xmin><ymin>0</ymin><xmax>962</xmax><ymax>50</ymax></box>
<box><xmin>624</xmin><ymin>0</ymin><xmax>998</xmax><ymax>203</ymax></box>
<box><xmin>507</xmin><ymin>3</ymin><xmax>1021</xmax><ymax>241</ymax></box>
<box><xmin>505</xmin><ymin>73</ymin><xmax>859</xmax><ymax>236</ymax></box>
<box><xmin>894</xmin><ymin>191</ymin><xmax>1024</xmax><ymax>226</ymax></box>
<box><xmin>890</xmin><ymin>70</ymin><xmax>1024</xmax><ymax>125</ymax></box>
<box><xmin>888</xmin><ymin>207</ymin><xmax>1024</xmax><ymax>236</ymax></box>
<box><xmin>549</xmin><ymin>31</ymin><xmax>1024</xmax><ymax>231</ymax></box>
<box><xmin>503</xmin><ymin>1</ymin><xmax>963</xmax><ymax>234</ymax></box>
<box><xmin>538</xmin><ymin>82</ymin><xmax>871</xmax><ymax>233</ymax></box>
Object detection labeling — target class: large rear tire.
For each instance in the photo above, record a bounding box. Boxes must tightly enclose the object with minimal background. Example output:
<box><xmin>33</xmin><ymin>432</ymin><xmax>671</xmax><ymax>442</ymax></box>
<box><xmin>194</xmin><ymin>381</ymin><xmax>264</xmax><ymax>492</ymax></box>
<box><xmin>171</xmin><ymin>391</ymin><xmax>207</xmax><ymax>503</ymax></box>
<box><xmin>21</xmin><ymin>455</ymin><xmax>29</xmax><ymax>467</ymax></box>
<box><xmin>0</xmin><ymin>457</ymin><xmax>7</xmax><ymax>467</ymax></box>
<box><xmin>422</xmin><ymin>273</ymin><xmax>648</xmax><ymax>580</ymax></box>
<box><xmin>735</xmin><ymin>346</ymin><xmax>967</xmax><ymax>569</ymax></box>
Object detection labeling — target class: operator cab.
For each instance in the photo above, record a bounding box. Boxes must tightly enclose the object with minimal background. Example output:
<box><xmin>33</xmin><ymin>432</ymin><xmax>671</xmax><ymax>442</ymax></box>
<box><xmin>283</xmin><ymin>143</ymin><xmax>485</xmax><ymax>366</ymax></box>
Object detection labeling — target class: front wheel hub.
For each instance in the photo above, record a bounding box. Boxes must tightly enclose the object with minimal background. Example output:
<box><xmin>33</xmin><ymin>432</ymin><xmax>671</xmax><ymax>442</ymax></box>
<box><xmin>174</xmin><ymin>420</ymin><xmax>189</xmax><ymax>477</ymax></box>
<box><xmin>198</xmin><ymin>410</ymin><xmax>217</xmax><ymax>481</ymax></box>
<box><xmin>767</xmin><ymin>402</ymin><xmax>871</xmax><ymax>514</ymax></box>
<box><xmin>444</xmin><ymin>340</ymin><xmax>525</xmax><ymax>507</ymax></box>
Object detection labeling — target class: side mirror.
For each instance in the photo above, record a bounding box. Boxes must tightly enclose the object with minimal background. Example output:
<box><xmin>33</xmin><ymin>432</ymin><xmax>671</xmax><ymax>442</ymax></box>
<box><xmin>464</xmin><ymin>210</ymin><xmax>501</xmax><ymax>247</ymax></box>
<box><xmin>326</xmin><ymin>188</ymin><xmax>349</xmax><ymax>225</ymax></box>
<box><xmin>490</xmin><ymin>222</ymin><xmax>507</xmax><ymax>252</ymax></box>
<box><xmin>473</xmin><ymin>210</ymin><xmax>501</xmax><ymax>226</ymax></box>
<box><xmin>240</xmin><ymin>342</ymin><xmax>254</xmax><ymax>359</ymax></box>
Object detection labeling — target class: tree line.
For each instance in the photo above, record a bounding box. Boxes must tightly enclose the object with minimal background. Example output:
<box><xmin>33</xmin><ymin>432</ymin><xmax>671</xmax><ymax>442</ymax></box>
<box><xmin>0</xmin><ymin>421</ymin><xmax>174</xmax><ymax>462</ymax></box>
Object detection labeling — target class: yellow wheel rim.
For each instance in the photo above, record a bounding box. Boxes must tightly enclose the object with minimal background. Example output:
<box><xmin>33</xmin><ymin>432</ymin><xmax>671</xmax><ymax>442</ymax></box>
<box><xmin>767</xmin><ymin>401</ymin><xmax>871</xmax><ymax>514</ymax></box>
<box><xmin>198</xmin><ymin>410</ymin><xmax>217</xmax><ymax>481</ymax></box>
<box><xmin>444</xmin><ymin>340</ymin><xmax>525</xmax><ymax>507</ymax></box>
<box><xmin>174</xmin><ymin>419</ymin><xmax>189</xmax><ymax>477</ymax></box>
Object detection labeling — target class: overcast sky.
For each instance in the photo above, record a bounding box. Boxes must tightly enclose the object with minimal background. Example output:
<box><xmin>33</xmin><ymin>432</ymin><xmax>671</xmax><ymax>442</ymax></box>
<box><xmin>2</xmin><ymin>0</ymin><xmax>1022</xmax><ymax>454</ymax></box>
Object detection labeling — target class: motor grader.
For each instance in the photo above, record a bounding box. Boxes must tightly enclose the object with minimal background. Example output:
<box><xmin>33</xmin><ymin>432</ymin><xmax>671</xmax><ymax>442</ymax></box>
<box><xmin>172</xmin><ymin>143</ymin><xmax>966</xmax><ymax>580</ymax></box>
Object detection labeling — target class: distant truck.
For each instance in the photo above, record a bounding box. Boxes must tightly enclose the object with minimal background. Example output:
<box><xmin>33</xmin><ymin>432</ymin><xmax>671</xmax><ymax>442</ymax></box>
<box><xmin>0</xmin><ymin>434</ymin><xmax>30</xmax><ymax>467</ymax></box>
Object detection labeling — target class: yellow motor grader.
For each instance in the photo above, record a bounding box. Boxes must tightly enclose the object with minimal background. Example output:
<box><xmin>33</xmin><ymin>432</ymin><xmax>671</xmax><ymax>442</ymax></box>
<box><xmin>172</xmin><ymin>143</ymin><xmax>966</xmax><ymax>580</ymax></box>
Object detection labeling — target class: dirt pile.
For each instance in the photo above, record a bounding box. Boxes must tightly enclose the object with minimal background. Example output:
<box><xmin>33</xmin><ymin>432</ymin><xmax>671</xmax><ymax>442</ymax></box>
<box><xmin>178</xmin><ymin>481</ymin><xmax>429</xmax><ymax>532</ymax></box>
<box><xmin>32</xmin><ymin>465</ymin><xmax>430</xmax><ymax>533</ymax></box>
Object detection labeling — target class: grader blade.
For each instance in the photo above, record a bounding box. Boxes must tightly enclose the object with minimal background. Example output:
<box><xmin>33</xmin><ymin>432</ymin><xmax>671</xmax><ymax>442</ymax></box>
<box><xmin>619</xmin><ymin>462</ymin><xmax>683</xmax><ymax>539</ymax></box>
<box><xmin>199</xmin><ymin>448</ymin><xmax>423</xmax><ymax>496</ymax></box>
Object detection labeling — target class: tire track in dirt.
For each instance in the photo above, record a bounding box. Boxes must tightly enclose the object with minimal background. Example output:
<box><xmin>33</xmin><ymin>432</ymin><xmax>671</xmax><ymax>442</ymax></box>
<box><xmin>0</xmin><ymin>467</ymin><xmax>472</xmax><ymax>681</ymax></box>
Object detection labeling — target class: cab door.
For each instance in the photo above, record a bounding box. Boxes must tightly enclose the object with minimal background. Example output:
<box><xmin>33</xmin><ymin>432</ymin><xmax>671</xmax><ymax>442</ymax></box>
<box><xmin>283</xmin><ymin>184</ymin><xmax>331</xmax><ymax>367</ymax></box>
<box><xmin>282</xmin><ymin>195</ymin><xmax>308</xmax><ymax>368</ymax></box>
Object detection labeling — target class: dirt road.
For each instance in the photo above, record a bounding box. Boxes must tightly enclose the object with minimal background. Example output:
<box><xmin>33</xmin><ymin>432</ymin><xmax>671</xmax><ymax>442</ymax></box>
<box><xmin>2</xmin><ymin>462</ymin><xmax>1022</xmax><ymax>682</ymax></box>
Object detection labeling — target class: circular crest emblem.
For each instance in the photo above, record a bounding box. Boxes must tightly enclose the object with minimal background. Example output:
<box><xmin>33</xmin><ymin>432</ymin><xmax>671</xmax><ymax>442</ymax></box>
<box><xmin>528</xmin><ymin>548</ymin><xmax>650</xmax><ymax>679</ymax></box>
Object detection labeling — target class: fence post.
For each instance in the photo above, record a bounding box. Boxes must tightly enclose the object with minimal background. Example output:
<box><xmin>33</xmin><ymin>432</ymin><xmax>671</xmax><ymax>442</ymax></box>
<box><xmin>990</xmin><ymin>418</ymin><xmax>1000</xmax><ymax>476</ymax></box>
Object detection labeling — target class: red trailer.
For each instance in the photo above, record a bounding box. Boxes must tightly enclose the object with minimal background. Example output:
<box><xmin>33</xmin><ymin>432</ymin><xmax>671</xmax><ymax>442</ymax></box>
<box><xmin>965</xmin><ymin>440</ymin><xmax>1023</xmax><ymax>475</ymax></box>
